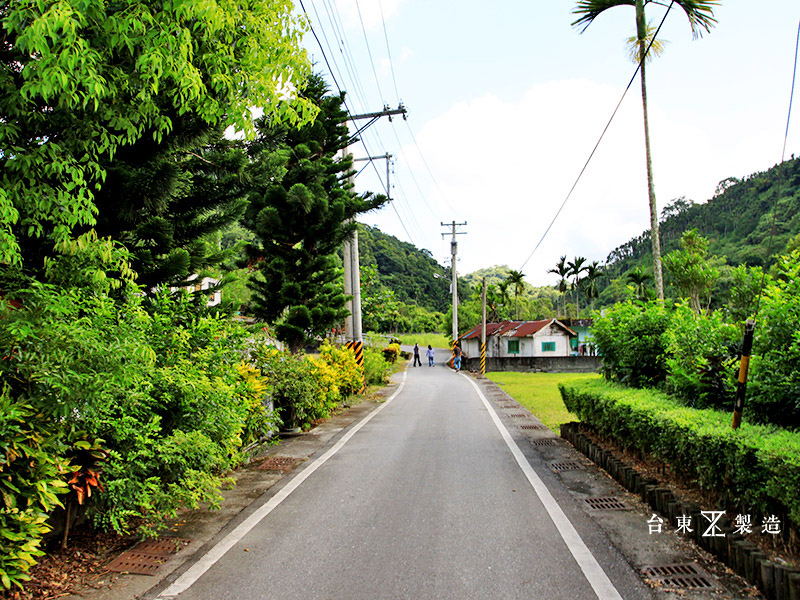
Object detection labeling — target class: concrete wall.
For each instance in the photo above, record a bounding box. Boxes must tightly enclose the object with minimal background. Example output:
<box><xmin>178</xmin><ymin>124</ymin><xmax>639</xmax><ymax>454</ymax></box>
<box><xmin>463</xmin><ymin>355</ymin><xmax>601</xmax><ymax>373</ymax></box>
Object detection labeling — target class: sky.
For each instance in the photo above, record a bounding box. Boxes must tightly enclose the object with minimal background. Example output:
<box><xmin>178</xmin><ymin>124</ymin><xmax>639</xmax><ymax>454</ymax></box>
<box><xmin>299</xmin><ymin>1</ymin><xmax>800</xmax><ymax>286</ymax></box>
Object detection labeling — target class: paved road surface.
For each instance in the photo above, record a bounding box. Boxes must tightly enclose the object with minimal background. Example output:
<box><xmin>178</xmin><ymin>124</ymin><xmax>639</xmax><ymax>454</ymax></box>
<box><xmin>154</xmin><ymin>360</ymin><xmax>652</xmax><ymax>600</ymax></box>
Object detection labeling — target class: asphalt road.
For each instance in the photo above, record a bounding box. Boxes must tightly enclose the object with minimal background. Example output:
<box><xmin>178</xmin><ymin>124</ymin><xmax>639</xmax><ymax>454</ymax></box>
<box><xmin>154</xmin><ymin>361</ymin><xmax>651</xmax><ymax>600</ymax></box>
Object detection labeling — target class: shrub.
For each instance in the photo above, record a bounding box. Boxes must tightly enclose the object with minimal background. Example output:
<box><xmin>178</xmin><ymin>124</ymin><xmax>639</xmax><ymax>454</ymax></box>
<box><xmin>0</xmin><ymin>390</ymin><xmax>68</xmax><ymax>591</ymax></box>
<box><xmin>560</xmin><ymin>379</ymin><xmax>800</xmax><ymax>532</ymax></box>
<box><xmin>591</xmin><ymin>299</ymin><xmax>670</xmax><ymax>387</ymax></box>
<box><xmin>748</xmin><ymin>250</ymin><xmax>800</xmax><ymax>428</ymax></box>
<box><xmin>664</xmin><ymin>303</ymin><xmax>740</xmax><ymax>410</ymax></box>
<box><xmin>382</xmin><ymin>343</ymin><xmax>400</xmax><ymax>364</ymax></box>
<box><xmin>364</xmin><ymin>345</ymin><xmax>391</xmax><ymax>385</ymax></box>
<box><xmin>254</xmin><ymin>349</ymin><xmax>319</xmax><ymax>430</ymax></box>
<box><xmin>318</xmin><ymin>342</ymin><xmax>363</xmax><ymax>396</ymax></box>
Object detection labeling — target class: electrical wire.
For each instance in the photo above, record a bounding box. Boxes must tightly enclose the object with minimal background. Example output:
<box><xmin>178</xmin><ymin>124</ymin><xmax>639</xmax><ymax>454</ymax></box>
<box><xmin>379</xmin><ymin>0</ymin><xmax>402</xmax><ymax>103</ymax></box>
<box><xmin>354</xmin><ymin>0</ymin><xmax>386</xmax><ymax>103</ymax></box>
<box><xmin>518</xmin><ymin>1</ymin><xmax>675</xmax><ymax>272</ymax></box>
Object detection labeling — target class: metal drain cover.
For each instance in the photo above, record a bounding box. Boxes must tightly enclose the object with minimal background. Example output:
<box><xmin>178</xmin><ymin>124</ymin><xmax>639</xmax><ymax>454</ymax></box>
<box><xmin>106</xmin><ymin>538</ymin><xmax>190</xmax><ymax>575</ymax></box>
<box><xmin>550</xmin><ymin>461</ymin><xmax>582</xmax><ymax>472</ymax></box>
<box><xmin>530</xmin><ymin>438</ymin><xmax>559</xmax><ymax>446</ymax></box>
<box><xmin>509</xmin><ymin>413</ymin><xmax>528</xmax><ymax>418</ymax></box>
<box><xmin>520</xmin><ymin>424</ymin><xmax>547</xmax><ymax>430</ymax></box>
<box><xmin>257</xmin><ymin>456</ymin><xmax>299</xmax><ymax>472</ymax></box>
<box><xmin>584</xmin><ymin>496</ymin><xmax>631</xmax><ymax>510</ymax></box>
<box><xmin>641</xmin><ymin>563</ymin><xmax>717</xmax><ymax>589</ymax></box>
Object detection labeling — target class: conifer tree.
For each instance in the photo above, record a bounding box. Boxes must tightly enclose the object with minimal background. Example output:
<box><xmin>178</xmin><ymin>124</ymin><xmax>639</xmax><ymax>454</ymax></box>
<box><xmin>243</xmin><ymin>75</ymin><xmax>386</xmax><ymax>351</ymax></box>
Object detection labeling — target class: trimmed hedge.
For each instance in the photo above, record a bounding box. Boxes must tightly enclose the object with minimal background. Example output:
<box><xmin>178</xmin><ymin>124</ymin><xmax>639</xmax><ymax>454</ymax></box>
<box><xmin>559</xmin><ymin>379</ymin><xmax>800</xmax><ymax>532</ymax></box>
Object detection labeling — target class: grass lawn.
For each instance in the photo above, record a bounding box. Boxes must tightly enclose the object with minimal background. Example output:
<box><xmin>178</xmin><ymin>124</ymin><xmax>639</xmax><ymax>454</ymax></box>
<box><xmin>395</xmin><ymin>332</ymin><xmax>452</xmax><ymax>349</ymax></box>
<box><xmin>486</xmin><ymin>372</ymin><xmax>601</xmax><ymax>433</ymax></box>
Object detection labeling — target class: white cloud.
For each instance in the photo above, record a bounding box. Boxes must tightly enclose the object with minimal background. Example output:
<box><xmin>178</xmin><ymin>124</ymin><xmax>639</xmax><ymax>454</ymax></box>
<box><xmin>399</xmin><ymin>78</ymin><xmax>721</xmax><ymax>286</ymax></box>
<box><xmin>334</xmin><ymin>0</ymin><xmax>405</xmax><ymax>31</ymax></box>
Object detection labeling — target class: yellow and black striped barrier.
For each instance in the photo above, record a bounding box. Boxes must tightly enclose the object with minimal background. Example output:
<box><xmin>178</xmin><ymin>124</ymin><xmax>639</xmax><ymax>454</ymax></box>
<box><xmin>480</xmin><ymin>341</ymin><xmax>486</xmax><ymax>375</ymax></box>
<box><xmin>345</xmin><ymin>340</ymin><xmax>366</xmax><ymax>394</ymax></box>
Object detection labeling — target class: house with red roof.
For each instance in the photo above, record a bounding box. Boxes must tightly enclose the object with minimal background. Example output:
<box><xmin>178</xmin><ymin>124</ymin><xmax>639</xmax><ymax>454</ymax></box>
<box><xmin>459</xmin><ymin>319</ymin><xmax>577</xmax><ymax>359</ymax></box>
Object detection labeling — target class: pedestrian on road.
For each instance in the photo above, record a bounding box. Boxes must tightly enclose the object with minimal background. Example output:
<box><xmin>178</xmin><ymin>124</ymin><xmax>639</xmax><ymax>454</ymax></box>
<box><xmin>413</xmin><ymin>343</ymin><xmax>422</xmax><ymax>367</ymax></box>
<box><xmin>426</xmin><ymin>345</ymin><xmax>434</xmax><ymax>367</ymax></box>
<box><xmin>453</xmin><ymin>344</ymin><xmax>463</xmax><ymax>372</ymax></box>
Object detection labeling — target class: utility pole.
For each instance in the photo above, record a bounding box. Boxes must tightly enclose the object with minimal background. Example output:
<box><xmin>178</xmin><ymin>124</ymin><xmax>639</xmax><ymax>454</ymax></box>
<box><xmin>441</xmin><ymin>221</ymin><xmax>467</xmax><ymax>345</ymax></box>
<box><xmin>343</xmin><ymin>105</ymin><xmax>406</xmax><ymax>344</ymax></box>
<box><xmin>481</xmin><ymin>277</ymin><xmax>487</xmax><ymax>376</ymax></box>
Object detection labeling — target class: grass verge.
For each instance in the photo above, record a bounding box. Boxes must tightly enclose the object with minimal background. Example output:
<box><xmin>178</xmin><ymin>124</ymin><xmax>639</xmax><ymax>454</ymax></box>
<box><xmin>395</xmin><ymin>332</ymin><xmax>451</xmax><ymax>348</ymax></box>
<box><xmin>486</xmin><ymin>372</ymin><xmax>600</xmax><ymax>432</ymax></box>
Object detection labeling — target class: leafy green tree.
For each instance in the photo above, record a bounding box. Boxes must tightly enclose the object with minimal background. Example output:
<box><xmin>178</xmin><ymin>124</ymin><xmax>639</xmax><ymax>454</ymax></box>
<box><xmin>243</xmin><ymin>75</ymin><xmax>386</xmax><ymax>351</ymax></box>
<box><xmin>662</xmin><ymin>229</ymin><xmax>723</xmax><ymax>314</ymax></box>
<box><xmin>91</xmin><ymin>119</ymin><xmax>249</xmax><ymax>290</ymax></box>
<box><xmin>506</xmin><ymin>269</ymin><xmax>526</xmax><ymax>319</ymax></box>
<box><xmin>567</xmin><ymin>256</ymin><xmax>587</xmax><ymax>317</ymax></box>
<box><xmin>626</xmin><ymin>267</ymin><xmax>654</xmax><ymax>302</ymax></box>
<box><xmin>573</xmin><ymin>0</ymin><xmax>720</xmax><ymax>301</ymax></box>
<box><xmin>548</xmin><ymin>255</ymin><xmax>570</xmax><ymax>317</ymax></box>
<box><xmin>1</xmin><ymin>0</ymin><xmax>314</xmax><ymax>271</ymax></box>
<box><xmin>583</xmin><ymin>261</ymin><xmax>603</xmax><ymax>313</ymax></box>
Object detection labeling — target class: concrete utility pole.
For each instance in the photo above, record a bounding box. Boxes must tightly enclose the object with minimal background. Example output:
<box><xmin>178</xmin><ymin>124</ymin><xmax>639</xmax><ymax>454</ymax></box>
<box><xmin>441</xmin><ymin>221</ymin><xmax>467</xmax><ymax>344</ymax></box>
<box><xmin>481</xmin><ymin>277</ymin><xmax>487</xmax><ymax>375</ymax></box>
<box><xmin>343</xmin><ymin>105</ymin><xmax>406</xmax><ymax>343</ymax></box>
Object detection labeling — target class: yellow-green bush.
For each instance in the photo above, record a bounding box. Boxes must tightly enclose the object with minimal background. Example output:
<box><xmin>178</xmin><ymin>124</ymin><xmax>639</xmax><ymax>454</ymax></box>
<box><xmin>318</xmin><ymin>342</ymin><xmax>363</xmax><ymax>396</ymax></box>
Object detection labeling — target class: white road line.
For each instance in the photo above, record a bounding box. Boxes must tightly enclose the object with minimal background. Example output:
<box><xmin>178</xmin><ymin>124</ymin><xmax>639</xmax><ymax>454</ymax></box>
<box><xmin>464</xmin><ymin>375</ymin><xmax>624</xmax><ymax>600</ymax></box>
<box><xmin>156</xmin><ymin>370</ymin><xmax>408</xmax><ymax>599</ymax></box>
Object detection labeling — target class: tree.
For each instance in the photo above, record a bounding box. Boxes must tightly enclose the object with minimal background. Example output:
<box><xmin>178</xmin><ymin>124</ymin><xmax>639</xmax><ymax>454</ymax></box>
<box><xmin>90</xmin><ymin>118</ymin><xmax>249</xmax><ymax>291</ymax></box>
<box><xmin>243</xmin><ymin>74</ymin><xmax>387</xmax><ymax>352</ymax></box>
<box><xmin>548</xmin><ymin>255</ymin><xmax>570</xmax><ymax>317</ymax></box>
<box><xmin>1</xmin><ymin>1</ymin><xmax>315</xmax><ymax>272</ymax></box>
<box><xmin>662</xmin><ymin>229</ymin><xmax>723</xmax><ymax>314</ymax></box>
<box><xmin>572</xmin><ymin>0</ymin><xmax>720</xmax><ymax>301</ymax></box>
<box><xmin>496</xmin><ymin>280</ymin><xmax>512</xmax><ymax>317</ymax></box>
<box><xmin>567</xmin><ymin>256</ymin><xmax>587</xmax><ymax>317</ymax></box>
<box><xmin>583</xmin><ymin>261</ymin><xmax>603</xmax><ymax>313</ymax></box>
<box><xmin>627</xmin><ymin>267</ymin><xmax>654</xmax><ymax>302</ymax></box>
<box><xmin>506</xmin><ymin>269</ymin><xmax>526</xmax><ymax>319</ymax></box>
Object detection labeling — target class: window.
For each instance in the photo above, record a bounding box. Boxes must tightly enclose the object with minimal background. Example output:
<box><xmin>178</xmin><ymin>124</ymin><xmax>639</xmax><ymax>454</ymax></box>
<box><xmin>508</xmin><ymin>339</ymin><xmax>520</xmax><ymax>354</ymax></box>
<box><xmin>542</xmin><ymin>341</ymin><xmax>556</xmax><ymax>352</ymax></box>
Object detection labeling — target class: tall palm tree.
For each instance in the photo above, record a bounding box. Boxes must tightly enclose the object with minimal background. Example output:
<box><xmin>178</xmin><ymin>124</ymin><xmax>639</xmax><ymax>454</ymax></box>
<box><xmin>496</xmin><ymin>280</ymin><xmax>511</xmax><ymax>319</ymax></box>
<box><xmin>567</xmin><ymin>256</ymin><xmax>587</xmax><ymax>318</ymax></box>
<box><xmin>506</xmin><ymin>269</ymin><xmax>526</xmax><ymax>319</ymax></box>
<box><xmin>548</xmin><ymin>255</ymin><xmax>570</xmax><ymax>317</ymax></box>
<box><xmin>572</xmin><ymin>0</ymin><xmax>719</xmax><ymax>302</ymax></box>
<box><xmin>583</xmin><ymin>260</ymin><xmax>603</xmax><ymax>313</ymax></box>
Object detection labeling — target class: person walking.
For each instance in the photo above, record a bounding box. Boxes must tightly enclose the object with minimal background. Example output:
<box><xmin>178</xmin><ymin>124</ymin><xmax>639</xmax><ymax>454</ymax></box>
<box><xmin>413</xmin><ymin>343</ymin><xmax>422</xmax><ymax>367</ymax></box>
<box><xmin>453</xmin><ymin>344</ymin><xmax>462</xmax><ymax>372</ymax></box>
<box><xmin>426</xmin><ymin>345</ymin><xmax>435</xmax><ymax>367</ymax></box>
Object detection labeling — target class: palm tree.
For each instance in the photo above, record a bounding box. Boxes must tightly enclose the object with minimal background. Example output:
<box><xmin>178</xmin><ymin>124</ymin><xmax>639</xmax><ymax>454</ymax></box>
<box><xmin>626</xmin><ymin>266</ymin><xmax>653</xmax><ymax>302</ymax></box>
<box><xmin>548</xmin><ymin>256</ymin><xmax>570</xmax><ymax>317</ymax></box>
<box><xmin>567</xmin><ymin>256</ymin><xmax>587</xmax><ymax>318</ymax></box>
<box><xmin>572</xmin><ymin>0</ymin><xmax>719</xmax><ymax>302</ymax></box>
<box><xmin>583</xmin><ymin>261</ymin><xmax>603</xmax><ymax>313</ymax></box>
<box><xmin>506</xmin><ymin>269</ymin><xmax>525</xmax><ymax>319</ymax></box>
<box><xmin>496</xmin><ymin>280</ymin><xmax>511</xmax><ymax>319</ymax></box>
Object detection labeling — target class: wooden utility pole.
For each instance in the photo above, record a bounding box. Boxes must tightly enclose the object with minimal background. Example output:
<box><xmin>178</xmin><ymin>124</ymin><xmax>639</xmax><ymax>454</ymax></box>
<box><xmin>441</xmin><ymin>221</ymin><xmax>467</xmax><ymax>345</ymax></box>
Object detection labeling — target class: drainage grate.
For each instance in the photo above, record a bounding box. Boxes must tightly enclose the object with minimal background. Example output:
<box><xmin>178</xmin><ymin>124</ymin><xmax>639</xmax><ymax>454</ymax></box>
<box><xmin>509</xmin><ymin>413</ymin><xmax>528</xmax><ymax>418</ymax></box>
<box><xmin>530</xmin><ymin>438</ymin><xmax>559</xmax><ymax>446</ymax></box>
<box><xmin>584</xmin><ymin>496</ymin><xmax>631</xmax><ymax>510</ymax></box>
<box><xmin>257</xmin><ymin>456</ymin><xmax>299</xmax><ymax>472</ymax></box>
<box><xmin>520</xmin><ymin>424</ymin><xmax>547</xmax><ymax>430</ymax></box>
<box><xmin>106</xmin><ymin>538</ymin><xmax>190</xmax><ymax>575</ymax></box>
<box><xmin>132</xmin><ymin>538</ymin><xmax>191</xmax><ymax>557</ymax></box>
<box><xmin>550</xmin><ymin>461</ymin><xmax>582</xmax><ymax>472</ymax></box>
<box><xmin>641</xmin><ymin>563</ymin><xmax>717</xmax><ymax>589</ymax></box>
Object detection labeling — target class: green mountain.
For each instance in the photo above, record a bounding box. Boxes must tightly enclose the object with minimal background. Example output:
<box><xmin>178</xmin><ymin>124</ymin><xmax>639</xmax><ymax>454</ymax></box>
<box><xmin>356</xmin><ymin>224</ymin><xmax>469</xmax><ymax>313</ymax></box>
<box><xmin>603</xmin><ymin>157</ymin><xmax>800</xmax><ymax>284</ymax></box>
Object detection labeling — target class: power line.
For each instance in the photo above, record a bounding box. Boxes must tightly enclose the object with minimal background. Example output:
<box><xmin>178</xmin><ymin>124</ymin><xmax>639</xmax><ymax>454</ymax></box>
<box><xmin>354</xmin><ymin>0</ymin><xmax>386</xmax><ymax>103</ymax></box>
<box><xmin>379</xmin><ymin>0</ymin><xmax>402</xmax><ymax>103</ymax></box>
<box><xmin>519</xmin><ymin>1</ymin><xmax>675</xmax><ymax>272</ymax></box>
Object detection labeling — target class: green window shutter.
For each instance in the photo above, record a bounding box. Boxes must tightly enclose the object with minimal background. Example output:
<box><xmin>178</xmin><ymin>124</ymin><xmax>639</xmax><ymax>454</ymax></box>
<box><xmin>542</xmin><ymin>341</ymin><xmax>556</xmax><ymax>352</ymax></box>
<box><xmin>508</xmin><ymin>339</ymin><xmax>520</xmax><ymax>354</ymax></box>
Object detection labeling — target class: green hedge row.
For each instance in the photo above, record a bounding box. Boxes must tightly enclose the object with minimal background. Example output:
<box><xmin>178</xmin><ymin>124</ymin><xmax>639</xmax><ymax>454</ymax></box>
<box><xmin>559</xmin><ymin>379</ymin><xmax>800</xmax><ymax>532</ymax></box>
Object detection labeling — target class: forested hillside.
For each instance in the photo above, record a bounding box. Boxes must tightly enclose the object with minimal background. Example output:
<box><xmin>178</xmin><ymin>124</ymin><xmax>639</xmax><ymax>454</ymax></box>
<box><xmin>357</xmin><ymin>224</ymin><xmax>469</xmax><ymax>312</ymax></box>
<box><xmin>604</xmin><ymin>157</ymin><xmax>800</xmax><ymax>282</ymax></box>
